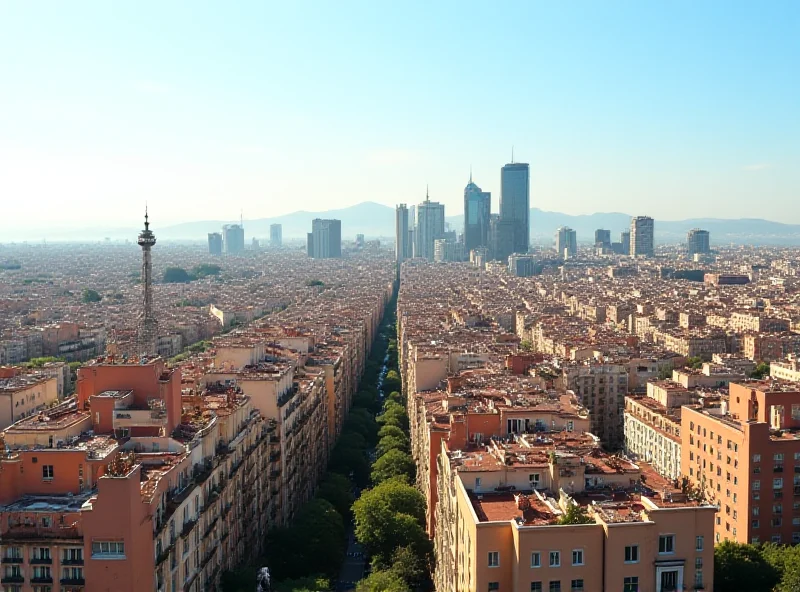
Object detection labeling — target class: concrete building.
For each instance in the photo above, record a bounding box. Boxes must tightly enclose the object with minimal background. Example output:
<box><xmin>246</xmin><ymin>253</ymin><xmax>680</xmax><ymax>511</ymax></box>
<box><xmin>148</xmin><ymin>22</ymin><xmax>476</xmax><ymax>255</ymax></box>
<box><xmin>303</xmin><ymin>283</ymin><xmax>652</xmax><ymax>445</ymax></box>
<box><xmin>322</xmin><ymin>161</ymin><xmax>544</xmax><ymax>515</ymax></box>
<box><xmin>489</xmin><ymin>215</ymin><xmax>516</xmax><ymax>263</ymax></box>
<box><xmin>207</xmin><ymin>232</ymin><xmax>223</xmax><ymax>255</ymax></box>
<box><xmin>631</xmin><ymin>216</ymin><xmax>655</xmax><ymax>258</ymax></box>
<box><xmin>434</xmin><ymin>437</ymin><xmax>715</xmax><ymax>592</ymax></box>
<box><xmin>269</xmin><ymin>224</ymin><xmax>282</xmax><ymax>248</ymax></box>
<box><xmin>307</xmin><ymin>219</ymin><xmax>342</xmax><ymax>259</ymax></box>
<box><xmin>555</xmin><ymin>226</ymin><xmax>577</xmax><ymax>259</ymax></box>
<box><xmin>463</xmin><ymin>174</ymin><xmax>491</xmax><ymax>254</ymax></box>
<box><xmin>509</xmin><ymin>254</ymin><xmax>535</xmax><ymax>277</ymax></box>
<box><xmin>415</xmin><ymin>191</ymin><xmax>445</xmax><ymax>262</ymax></box>
<box><xmin>687</xmin><ymin>229</ymin><xmax>710</xmax><ymax>256</ymax></box>
<box><xmin>434</xmin><ymin>239</ymin><xmax>465</xmax><ymax>263</ymax></box>
<box><xmin>681</xmin><ymin>380</ymin><xmax>800</xmax><ymax>545</ymax></box>
<box><xmin>395</xmin><ymin>204</ymin><xmax>411</xmax><ymax>264</ymax></box>
<box><xmin>222</xmin><ymin>224</ymin><xmax>245</xmax><ymax>255</ymax></box>
<box><xmin>0</xmin><ymin>370</ymin><xmax>59</xmax><ymax>429</ymax></box>
<box><xmin>620</xmin><ymin>231</ymin><xmax>631</xmax><ymax>256</ymax></box>
<box><xmin>500</xmin><ymin>161</ymin><xmax>530</xmax><ymax>254</ymax></box>
<box><xmin>595</xmin><ymin>229</ymin><xmax>611</xmax><ymax>249</ymax></box>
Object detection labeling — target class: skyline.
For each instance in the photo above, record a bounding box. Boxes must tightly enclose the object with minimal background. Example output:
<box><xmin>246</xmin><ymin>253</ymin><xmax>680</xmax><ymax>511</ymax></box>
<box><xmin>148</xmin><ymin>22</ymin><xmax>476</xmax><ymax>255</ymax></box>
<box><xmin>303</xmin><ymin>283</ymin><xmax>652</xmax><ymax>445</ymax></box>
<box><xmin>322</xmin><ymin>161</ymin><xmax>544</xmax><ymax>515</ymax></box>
<box><xmin>1</xmin><ymin>1</ymin><xmax>798</xmax><ymax>233</ymax></box>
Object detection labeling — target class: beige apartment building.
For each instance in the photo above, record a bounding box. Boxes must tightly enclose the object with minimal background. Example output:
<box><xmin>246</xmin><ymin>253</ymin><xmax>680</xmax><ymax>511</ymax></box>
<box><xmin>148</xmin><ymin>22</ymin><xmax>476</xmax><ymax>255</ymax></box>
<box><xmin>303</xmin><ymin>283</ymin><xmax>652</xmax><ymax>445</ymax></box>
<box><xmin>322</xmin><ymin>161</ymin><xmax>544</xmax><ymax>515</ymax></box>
<box><xmin>435</xmin><ymin>438</ymin><xmax>715</xmax><ymax>592</ymax></box>
<box><xmin>0</xmin><ymin>372</ymin><xmax>58</xmax><ymax>430</ymax></box>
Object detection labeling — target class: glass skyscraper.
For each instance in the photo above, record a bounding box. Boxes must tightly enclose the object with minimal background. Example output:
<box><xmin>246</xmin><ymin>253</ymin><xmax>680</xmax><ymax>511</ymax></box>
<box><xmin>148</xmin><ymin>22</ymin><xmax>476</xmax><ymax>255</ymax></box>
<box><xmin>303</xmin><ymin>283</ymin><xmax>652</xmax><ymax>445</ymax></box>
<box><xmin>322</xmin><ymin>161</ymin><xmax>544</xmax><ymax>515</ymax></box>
<box><xmin>463</xmin><ymin>173</ymin><xmax>491</xmax><ymax>254</ymax></box>
<box><xmin>500</xmin><ymin>161</ymin><xmax>530</xmax><ymax>254</ymax></box>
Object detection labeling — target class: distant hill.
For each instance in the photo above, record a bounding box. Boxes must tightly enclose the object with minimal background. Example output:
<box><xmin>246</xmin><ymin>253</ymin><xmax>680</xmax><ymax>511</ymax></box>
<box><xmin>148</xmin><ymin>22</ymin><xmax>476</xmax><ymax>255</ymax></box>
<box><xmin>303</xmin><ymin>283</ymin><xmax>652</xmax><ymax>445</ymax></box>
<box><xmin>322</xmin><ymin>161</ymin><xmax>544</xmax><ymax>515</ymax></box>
<box><xmin>9</xmin><ymin>202</ymin><xmax>800</xmax><ymax>245</ymax></box>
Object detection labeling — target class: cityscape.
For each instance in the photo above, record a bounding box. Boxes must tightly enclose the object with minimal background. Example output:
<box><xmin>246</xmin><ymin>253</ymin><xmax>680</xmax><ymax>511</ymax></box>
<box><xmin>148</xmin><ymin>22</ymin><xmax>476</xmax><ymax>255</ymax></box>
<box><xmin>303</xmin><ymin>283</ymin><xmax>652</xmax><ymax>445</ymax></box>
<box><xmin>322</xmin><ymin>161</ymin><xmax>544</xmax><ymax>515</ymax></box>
<box><xmin>2</xmin><ymin>3</ymin><xmax>799</xmax><ymax>592</ymax></box>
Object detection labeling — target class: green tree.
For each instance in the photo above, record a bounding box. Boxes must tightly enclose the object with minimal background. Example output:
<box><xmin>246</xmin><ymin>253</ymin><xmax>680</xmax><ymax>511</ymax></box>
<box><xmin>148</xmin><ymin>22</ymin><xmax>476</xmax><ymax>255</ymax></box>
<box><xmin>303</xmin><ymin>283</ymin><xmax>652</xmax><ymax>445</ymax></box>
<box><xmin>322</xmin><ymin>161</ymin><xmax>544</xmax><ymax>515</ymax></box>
<box><xmin>163</xmin><ymin>267</ymin><xmax>192</xmax><ymax>283</ymax></box>
<box><xmin>389</xmin><ymin>545</ymin><xmax>430</xmax><ymax>590</ymax></box>
<box><xmin>305</xmin><ymin>279</ymin><xmax>325</xmax><ymax>287</ymax></box>
<box><xmin>371</xmin><ymin>449</ymin><xmax>415</xmax><ymax>485</ymax></box>
<box><xmin>355</xmin><ymin>570</ymin><xmax>410</xmax><ymax>592</ymax></box>
<box><xmin>377</xmin><ymin>405</ymin><xmax>408</xmax><ymax>432</ymax></box>
<box><xmin>377</xmin><ymin>424</ymin><xmax>407</xmax><ymax>442</ymax></box>
<box><xmin>557</xmin><ymin>504</ymin><xmax>594</xmax><ymax>525</ymax></box>
<box><xmin>750</xmin><ymin>362</ymin><xmax>771</xmax><ymax>379</ymax></box>
<box><xmin>329</xmin><ymin>441</ymin><xmax>371</xmax><ymax>487</ymax></box>
<box><xmin>81</xmin><ymin>288</ymin><xmax>102</xmax><ymax>303</ymax></box>
<box><xmin>191</xmin><ymin>263</ymin><xmax>222</xmax><ymax>278</ymax></box>
<box><xmin>26</xmin><ymin>356</ymin><xmax>63</xmax><ymax>368</ymax></box>
<box><xmin>316</xmin><ymin>472</ymin><xmax>355</xmax><ymax>521</ymax></box>
<box><xmin>220</xmin><ymin>567</ymin><xmax>258</xmax><ymax>592</ymax></box>
<box><xmin>685</xmin><ymin>356</ymin><xmax>703</xmax><ymax>370</ymax></box>
<box><xmin>761</xmin><ymin>543</ymin><xmax>800</xmax><ymax>592</ymax></box>
<box><xmin>273</xmin><ymin>575</ymin><xmax>331</xmax><ymax>592</ymax></box>
<box><xmin>376</xmin><ymin>434</ymin><xmax>409</xmax><ymax>457</ymax></box>
<box><xmin>353</xmin><ymin>478</ymin><xmax>427</xmax><ymax>565</ymax></box>
<box><xmin>343</xmin><ymin>408</ymin><xmax>379</xmax><ymax>446</ymax></box>
<box><xmin>383</xmin><ymin>369</ymin><xmax>402</xmax><ymax>393</ymax></box>
<box><xmin>385</xmin><ymin>391</ymin><xmax>403</xmax><ymax>405</ymax></box>
<box><xmin>714</xmin><ymin>541</ymin><xmax>780</xmax><ymax>592</ymax></box>
<box><xmin>519</xmin><ymin>339</ymin><xmax>533</xmax><ymax>351</ymax></box>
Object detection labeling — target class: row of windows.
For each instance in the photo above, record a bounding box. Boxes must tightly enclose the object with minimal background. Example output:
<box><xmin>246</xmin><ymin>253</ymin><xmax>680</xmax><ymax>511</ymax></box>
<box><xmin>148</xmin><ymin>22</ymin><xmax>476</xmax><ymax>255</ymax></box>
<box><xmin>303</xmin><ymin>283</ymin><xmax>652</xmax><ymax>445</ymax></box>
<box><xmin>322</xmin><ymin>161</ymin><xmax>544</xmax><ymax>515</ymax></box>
<box><xmin>490</xmin><ymin>537</ymin><xmax>702</xmax><ymax>570</ymax></box>
<box><xmin>487</xmin><ymin>577</ymin><xmax>638</xmax><ymax>592</ymax></box>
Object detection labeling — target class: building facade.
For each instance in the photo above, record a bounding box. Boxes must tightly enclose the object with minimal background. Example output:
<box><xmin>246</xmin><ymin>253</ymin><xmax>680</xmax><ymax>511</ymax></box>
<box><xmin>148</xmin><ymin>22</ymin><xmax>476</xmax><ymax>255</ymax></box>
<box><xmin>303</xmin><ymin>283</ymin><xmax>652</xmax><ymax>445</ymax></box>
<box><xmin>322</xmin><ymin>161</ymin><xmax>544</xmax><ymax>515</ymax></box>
<box><xmin>307</xmin><ymin>219</ymin><xmax>342</xmax><ymax>259</ymax></box>
<box><xmin>395</xmin><ymin>204</ymin><xmax>411</xmax><ymax>264</ymax></box>
<box><xmin>269</xmin><ymin>224</ymin><xmax>282</xmax><ymax>248</ymax></box>
<box><xmin>555</xmin><ymin>226</ymin><xmax>577</xmax><ymax>259</ymax></box>
<box><xmin>500</xmin><ymin>162</ymin><xmax>530</xmax><ymax>254</ymax></box>
<box><xmin>416</xmin><ymin>194</ymin><xmax>445</xmax><ymax>262</ymax></box>
<box><xmin>463</xmin><ymin>176</ymin><xmax>491</xmax><ymax>254</ymax></box>
<box><xmin>631</xmin><ymin>216</ymin><xmax>655</xmax><ymax>258</ymax></box>
<box><xmin>687</xmin><ymin>229</ymin><xmax>710</xmax><ymax>256</ymax></box>
<box><xmin>208</xmin><ymin>233</ymin><xmax>223</xmax><ymax>255</ymax></box>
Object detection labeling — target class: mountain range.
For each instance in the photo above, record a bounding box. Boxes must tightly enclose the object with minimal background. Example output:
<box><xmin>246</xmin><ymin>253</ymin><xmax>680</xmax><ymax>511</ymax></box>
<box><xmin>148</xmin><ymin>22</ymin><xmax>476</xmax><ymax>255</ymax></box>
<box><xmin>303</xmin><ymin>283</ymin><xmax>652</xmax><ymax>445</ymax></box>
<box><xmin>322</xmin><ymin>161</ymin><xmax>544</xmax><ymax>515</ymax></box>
<box><xmin>9</xmin><ymin>202</ymin><xmax>800</xmax><ymax>245</ymax></box>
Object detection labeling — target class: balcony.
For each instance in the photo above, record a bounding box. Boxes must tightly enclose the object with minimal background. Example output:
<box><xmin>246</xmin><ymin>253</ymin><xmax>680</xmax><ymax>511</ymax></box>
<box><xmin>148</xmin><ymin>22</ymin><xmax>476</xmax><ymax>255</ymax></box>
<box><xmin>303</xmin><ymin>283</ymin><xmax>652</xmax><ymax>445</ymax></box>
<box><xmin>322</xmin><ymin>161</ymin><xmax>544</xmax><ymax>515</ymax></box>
<box><xmin>1</xmin><ymin>557</ymin><xmax>22</xmax><ymax>564</ymax></box>
<box><xmin>30</xmin><ymin>557</ymin><xmax>53</xmax><ymax>565</ymax></box>
<box><xmin>1</xmin><ymin>575</ymin><xmax>24</xmax><ymax>584</ymax></box>
<box><xmin>113</xmin><ymin>408</ymin><xmax>168</xmax><ymax>429</ymax></box>
<box><xmin>61</xmin><ymin>557</ymin><xmax>84</xmax><ymax>566</ymax></box>
<box><xmin>31</xmin><ymin>575</ymin><xmax>54</xmax><ymax>584</ymax></box>
<box><xmin>181</xmin><ymin>518</ymin><xmax>198</xmax><ymax>539</ymax></box>
<box><xmin>61</xmin><ymin>576</ymin><xmax>86</xmax><ymax>585</ymax></box>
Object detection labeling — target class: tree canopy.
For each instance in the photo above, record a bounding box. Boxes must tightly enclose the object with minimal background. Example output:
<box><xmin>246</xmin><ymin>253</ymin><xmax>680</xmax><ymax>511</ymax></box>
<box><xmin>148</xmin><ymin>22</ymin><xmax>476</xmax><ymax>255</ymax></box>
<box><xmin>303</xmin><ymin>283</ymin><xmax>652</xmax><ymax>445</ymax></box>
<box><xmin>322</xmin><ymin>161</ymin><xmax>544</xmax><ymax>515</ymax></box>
<box><xmin>81</xmin><ymin>288</ymin><xmax>102</xmax><ymax>303</ymax></box>
<box><xmin>355</xmin><ymin>570</ymin><xmax>410</xmax><ymax>592</ymax></box>
<box><xmin>714</xmin><ymin>541</ymin><xmax>781</xmax><ymax>592</ymax></box>
<box><xmin>163</xmin><ymin>267</ymin><xmax>193</xmax><ymax>283</ymax></box>
<box><xmin>557</xmin><ymin>503</ymin><xmax>594</xmax><ymax>525</ymax></box>
<box><xmin>371</xmin><ymin>449</ymin><xmax>415</xmax><ymax>485</ymax></box>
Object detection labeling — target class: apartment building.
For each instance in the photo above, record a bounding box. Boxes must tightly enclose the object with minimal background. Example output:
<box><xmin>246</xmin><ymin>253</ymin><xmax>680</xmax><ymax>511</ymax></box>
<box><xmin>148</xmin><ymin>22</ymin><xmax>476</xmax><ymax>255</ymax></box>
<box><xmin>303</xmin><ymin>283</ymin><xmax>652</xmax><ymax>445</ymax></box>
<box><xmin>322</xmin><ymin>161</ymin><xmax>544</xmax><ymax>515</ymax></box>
<box><xmin>434</xmin><ymin>438</ymin><xmax>715</xmax><ymax>592</ymax></box>
<box><xmin>681</xmin><ymin>380</ymin><xmax>800</xmax><ymax>545</ymax></box>
<box><xmin>742</xmin><ymin>332</ymin><xmax>800</xmax><ymax>362</ymax></box>
<box><xmin>0</xmin><ymin>371</ymin><xmax>59</xmax><ymax>430</ymax></box>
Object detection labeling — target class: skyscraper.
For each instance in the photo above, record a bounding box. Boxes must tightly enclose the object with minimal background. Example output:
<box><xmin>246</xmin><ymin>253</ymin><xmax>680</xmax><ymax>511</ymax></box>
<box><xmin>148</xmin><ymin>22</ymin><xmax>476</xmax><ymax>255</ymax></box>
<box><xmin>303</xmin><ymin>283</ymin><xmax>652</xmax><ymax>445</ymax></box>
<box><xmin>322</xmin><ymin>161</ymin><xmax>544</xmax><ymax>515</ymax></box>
<box><xmin>395</xmin><ymin>204</ymin><xmax>411</xmax><ymax>264</ymax></box>
<box><xmin>415</xmin><ymin>189</ymin><xmax>445</xmax><ymax>261</ymax></box>
<box><xmin>489</xmin><ymin>214</ymin><xmax>515</xmax><ymax>263</ymax></box>
<box><xmin>208</xmin><ymin>232</ymin><xmax>223</xmax><ymax>255</ymax></box>
<box><xmin>687</xmin><ymin>228</ymin><xmax>710</xmax><ymax>255</ymax></box>
<box><xmin>630</xmin><ymin>216</ymin><xmax>655</xmax><ymax>257</ymax></box>
<box><xmin>500</xmin><ymin>159</ymin><xmax>530</xmax><ymax>254</ymax></box>
<box><xmin>594</xmin><ymin>229</ymin><xmax>611</xmax><ymax>248</ymax></box>
<box><xmin>307</xmin><ymin>218</ymin><xmax>342</xmax><ymax>258</ymax></box>
<box><xmin>555</xmin><ymin>226</ymin><xmax>577</xmax><ymax>258</ymax></box>
<box><xmin>463</xmin><ymin>172</ymin><xmax>491</xmax><ymax>253</ymax></box>
<box><xmin>136</xmin><ymin>209</ymin><xmax>158</xmax><ymax>355</ymax></box>
<box><xmin>223</xmin><ymin>224</ymin><xmax>245</xmax><ymax>254</ymax></box>
<box><xmin>620</xmin><ymin>231</ymin><xmax>631</xmax><ymax>256</ymax></box>
<box><xmin>270</xmin><ymin>224</ymin><xmax>282</xmax><ymax>248</ymax></box>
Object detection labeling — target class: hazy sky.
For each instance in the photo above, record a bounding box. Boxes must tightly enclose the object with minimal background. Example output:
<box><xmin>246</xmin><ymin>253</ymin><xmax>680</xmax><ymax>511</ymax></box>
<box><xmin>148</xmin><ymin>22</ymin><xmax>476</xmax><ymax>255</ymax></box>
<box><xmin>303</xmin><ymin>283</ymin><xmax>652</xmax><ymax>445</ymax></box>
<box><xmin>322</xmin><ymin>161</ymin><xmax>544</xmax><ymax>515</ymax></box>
<box><xmin>1</xmin><ymin>1</ymin><xmax>798</xmax><ymax>233</ymax></box>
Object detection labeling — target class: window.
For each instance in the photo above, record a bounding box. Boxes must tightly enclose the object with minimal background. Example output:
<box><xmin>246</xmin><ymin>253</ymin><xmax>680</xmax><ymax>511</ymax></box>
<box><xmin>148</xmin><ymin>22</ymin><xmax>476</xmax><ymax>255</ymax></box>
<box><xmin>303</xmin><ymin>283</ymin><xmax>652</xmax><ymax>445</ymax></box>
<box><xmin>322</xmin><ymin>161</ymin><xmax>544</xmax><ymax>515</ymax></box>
<box><xmin>476</xmin><ymin>477</ymin><xmax>482</xmax><ymax>489</ymax></box>
<box><xmin>752</xmin><ymin>520</ymin><xmax>759</xmax><ymax>529</ymax></box>
<box><xmin>91</xmin><ymin>541</ymin><xmax>125</xmax><ymax>558</ymax></box>
<box><xmin>549</xmin><ymin>551</ymin><xmax>560</xmax><ymax>567</ymax></box>
<box><xmin>753</xmin><ymin>454</ymin><xmax>761</xmax><ymax>463</ymax></box>
<box><xmin>624</xmin><ymin>545</ymin><xmax>639</xmax><ymax>563</ymax></box>
<box><xmin>774</xmin><ymin>478</ymin><xmax>783</xmax><ymax>489</ymax></box>
<box><xmin>658</xmin><ymin>535</ymin><xmax>675</xmax><ymax>554</ymax></box>
<box><xmin>531</xmin><ymin>552</ymin><xmax>541</xmax><ymax>568</ymax></box>
<box><xmin>696</xmin><ymin>535</ymin><xmax>704</xmax><ymax>551</ymax></box>
<box><xmin>775</xmin><ymin>453</ymin><xmax>784</xmax><ymax>462</ymax></box>
<box><xmin>488</xmin><ymin>584</ymin><xmax>499</xmax><ymax>592</ymax></box>
<box><xmin>529</xmin><ymin>473</ymin><xmax>541</xmax><ymax>486</ymax></box>
<box><xmin>753</xmin><ymin>480</ymin><xmax>761</xmax><ymax>490</ymax></box>
<box><xmin>549</xmin><ymin>582</ymin><xmax>561</xmax><ymax>592</ymax></box>
<box><xmin>531</xmin><ymin>583</ymin><xmax>542</xmax><ymax>592</ymax></box>
<box><xmin>488</xmin><ymin>552</ymin><xmax>499</xmax><ymax>568</ymax></box>
<box><xmin>570</xmin><ymin>579</ymin><xmax>584</xmax><ymax>592</ymax></box>
<box><xmin>42</xmin><ymin>465</ymin><xmax>54</xmax><ymax>480</ymax></box>
<box><xmin>623</xmin><ymin>576</ymin><xmax>639</xmax><ymax>592</ymax></box>
<box><xmin>695</xmin><ymin>570</ymin><xmax>704</xmax><ymax>588</ymax></box>
<box><xmin>571</xmin><ymin>549</ymin><xmax>583</xmax><ymax>566</ymax></box>
<box><xmin>696</xmin><ymin>557</ymin><xmax>703</xmax><ymax>568</ymax></box>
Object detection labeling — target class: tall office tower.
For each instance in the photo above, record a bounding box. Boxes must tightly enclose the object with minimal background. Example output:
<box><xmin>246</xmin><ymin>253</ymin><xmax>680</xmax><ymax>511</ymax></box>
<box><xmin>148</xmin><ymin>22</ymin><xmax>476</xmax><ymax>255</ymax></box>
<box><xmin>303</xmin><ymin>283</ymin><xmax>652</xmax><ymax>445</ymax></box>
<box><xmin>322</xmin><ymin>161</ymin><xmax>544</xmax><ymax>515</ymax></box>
<box><xmin>500</xmin><ymin>159</ymin><xmax>530</xmax><ymax>254</ymax></box>
<box><xmin>223</xmin><ymin>224</ymin><xmax>245</xmax><ymax>254</ymax></box>
<box><xmin>489</xmin><ymin>214</ymin><xmax>516</xmax><ymax>263</ymax></box>
<box><xmin>630</xmin><ymin>216</ymin><xmax>655</xmax><ymax>257</ymax></box>
<box><xmin>415</xmin><ymin>190</ymin><xmax>445</xmax><ymax>261</ymax></box>
<box><xmin>620</xmin><ymin>231</ymin><xmax>631</xmax><ymax>255</ymax></box>
<box><xmin>555</xmin><ymin>226</ymin><xmax>577</xmax><ymax>258</ymax></box>
<box><xmin>208</xmin><ymin>232</ymin><xmax>223</xmax><ymax>255</ymax></box>
<box><xmin>594</xmin><ymin>228</ymin><xmax>611</xmax><ymax>248</ymax></box>
<box><xmin>409</xmin><ymin>205</ymin><xmax>416</xmax><ymax>231</ymax></box>
<box><xmin>307</xmin><ymin>218</ymin><xmax>342</xmax><ymax>258</ymax></box>
<box><xmin>395</xmin><ymin>204</ymin><xmax>411</xmax><ymax>263</ymax></box>
<box><xmin>687</xmin><ymin>228</ymin><xmax>710</xmax><ymax>255</ymax></box>
<box><xmin>136</xmin><ymin>209</ymin><xmax>158</xmax><ymax>355</ymax></box>
<box><xmin>270</xmin><ymin>224</ymin><xmax>282</xmax><ymax>248</ymax></box>
<box><xmin>463</xmin><ymin>172</ymin><xmax>491</xmax><ymax>253</ymax></box>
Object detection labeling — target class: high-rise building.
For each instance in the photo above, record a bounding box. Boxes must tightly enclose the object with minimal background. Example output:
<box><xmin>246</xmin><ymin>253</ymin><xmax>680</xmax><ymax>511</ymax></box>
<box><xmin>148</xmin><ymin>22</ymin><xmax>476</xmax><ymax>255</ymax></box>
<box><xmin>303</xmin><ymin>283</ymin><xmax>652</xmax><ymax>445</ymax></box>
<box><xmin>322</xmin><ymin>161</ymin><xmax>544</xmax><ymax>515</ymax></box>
<box><xmin>687</xmin><ymin>228</ymin><xmax>710</xmax><ymax>255</ymax></box>
<box><xmin>620</xmin><ymin>231</ymin><xmax>631</xmax><ymax>255</ymax></box>
<box><xmin>500</xmin><ymin>159</ymin><xmax>530</xmax><ymax>254</ymax></box>
<box><xmin>489</xmin><ymin>214</ymin><xmax>515</xmax><ymax>263</ymax></box>
<box><xmin>307</xmin><ymin>218</ymin><xmax>342</xmax><ymax>258</ymax></box>
<box><xmin>630</xmin><ymin>216</ymin><xmax>655</xmax><ymax>257</ymax></box>
<box><xmin>208</xmin><ymin>232</ymin><xmax>223</xmax><ymax>255</ymax></box>
<box><xmin>395</xmin><ymin>204</ymin><xmax>411</xmax><ymax>264</ymax></box>
<box><xmin>415</xmin><ymin>190</ymin><xmax>445</xmax><ymax>261</ymax></box>
<box><xmin>595</xmin><ymin>228</ymin><xmax>611</xmax><ymax>248</ymax></box>
<box><xmin>136</xmin><ymin>209</ymin><xmax>158</xmax><ymax>355</ymax></box>
<box><xmin>223</xmin><ymin>224</ymin><xmax>245</xmax><ymax>255</ymax></box>
<box><xmin>555</xmin><ymin>226</ymin><xmax>577</xmax><ymax>258</ymax></box>
<box><xmin>463</xmin><ymin>173</ymin><xmax>491</xmax><ymax>253</ymax></box>
<box><xmin>508</xmin><ymin>253</ymin><xmax>535</xmax><ymax>277</ymax></box>
<box><xmin>270</xmin><ymin>224</ymin><xmax>282</xmax><ymax>248</ymax></box>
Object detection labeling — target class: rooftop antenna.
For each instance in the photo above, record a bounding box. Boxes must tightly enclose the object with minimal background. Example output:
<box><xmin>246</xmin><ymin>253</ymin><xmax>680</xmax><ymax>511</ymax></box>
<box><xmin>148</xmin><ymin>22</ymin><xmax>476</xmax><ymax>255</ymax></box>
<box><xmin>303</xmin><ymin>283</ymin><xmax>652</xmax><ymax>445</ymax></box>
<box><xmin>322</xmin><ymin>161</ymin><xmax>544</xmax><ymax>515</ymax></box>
<box><xmin>469</xmin><ymin>165</ymin><xmax>473</xmax><ymax>184</ymax></box>
<box><xmin>511</xmin><ymin>146</ymin><xmax>515</xmax><ymax>164</ymax></box>
<box><xmin>426</xmin><ymin>184</ymin><xmax>429</xmax><ymax>202</ymax></box>
<box><xmin>240</xmin><ymin>209</ymin><xmax>243</xmax><ymax>228</ymax></box>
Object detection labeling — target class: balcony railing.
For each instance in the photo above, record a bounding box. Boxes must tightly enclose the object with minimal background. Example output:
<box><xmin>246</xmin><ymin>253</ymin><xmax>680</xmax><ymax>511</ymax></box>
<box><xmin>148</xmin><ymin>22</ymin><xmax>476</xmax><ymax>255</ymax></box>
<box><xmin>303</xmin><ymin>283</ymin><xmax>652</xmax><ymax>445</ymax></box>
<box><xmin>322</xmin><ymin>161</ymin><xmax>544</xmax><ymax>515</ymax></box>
<box><xmin>1</xmin><ymin>575</ymin><xmax>24</xmax><ymax>584</ymax></box>
<box><xmin>1</xmin><ymin>557</ymin><xmax>22</xmax><ymax>564</ymax></box>
<box><xmin>60</xmin><ymin>576</ymin><xmax>86</xmax><ymax>585</ymax></box>
<box><xmin>30</xmin><ymin>557</ymin><xmax>53</xmax><ymax>565</ymax></box>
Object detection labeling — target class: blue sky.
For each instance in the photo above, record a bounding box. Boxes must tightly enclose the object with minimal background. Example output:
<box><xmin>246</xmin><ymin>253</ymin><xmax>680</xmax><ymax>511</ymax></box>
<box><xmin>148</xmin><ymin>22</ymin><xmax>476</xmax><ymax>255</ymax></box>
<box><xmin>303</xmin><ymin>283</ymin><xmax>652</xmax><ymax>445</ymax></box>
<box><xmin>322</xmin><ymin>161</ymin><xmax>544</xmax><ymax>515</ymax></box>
<box><xmin>0</xmin><ymin>1</ymin><xmax>798</xmax><ymax>233</ymax></box>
